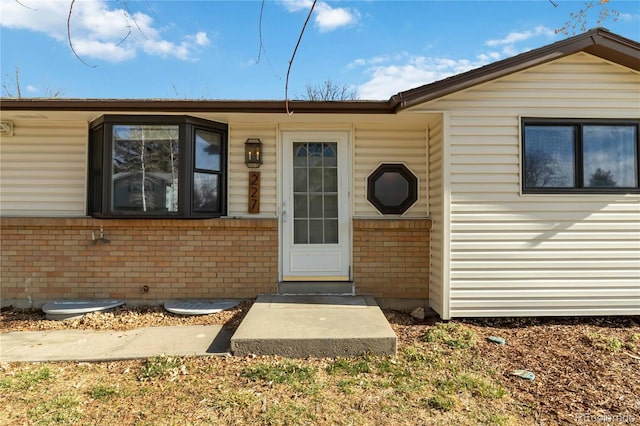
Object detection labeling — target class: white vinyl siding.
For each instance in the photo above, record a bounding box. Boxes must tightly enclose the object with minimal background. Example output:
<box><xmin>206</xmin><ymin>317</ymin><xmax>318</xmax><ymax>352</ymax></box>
<box><xmin>353</xmin><ymin>123</ymin><xmax>428</xmax><ymax>217</ymax></box>
<box><xmin>0</xmin><ymin>120</ymin><xmax>88</xmax><ymax>217</ymax></box>
<box><xmin>228</xmin><ymin>120</ymin><xmax>430</xmax><ymax>218</ymax></box>
<box><xmin>414</xmin><ymin>53</ymin><xmax>640</xmax><ymax>317</ymax></box>
<box><xmin>427</xmin><ymin>115</ymin><xmax>446</xmax><ymax>317</ymax></box>
<box><xmin>228</xmin><ymin>124</ymin><xmax>277</xmax><ymax>217</ymax></box>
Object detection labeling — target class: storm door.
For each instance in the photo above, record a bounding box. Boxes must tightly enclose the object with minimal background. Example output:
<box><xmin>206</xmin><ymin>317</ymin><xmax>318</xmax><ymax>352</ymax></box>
<box><xmin>281</xmin><ymin>132</ymin><xmax>350</xmax><ymax>281</ymax></box>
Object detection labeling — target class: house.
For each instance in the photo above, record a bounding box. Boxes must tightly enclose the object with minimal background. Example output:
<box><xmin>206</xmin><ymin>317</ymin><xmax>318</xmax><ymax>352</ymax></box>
<box><xmin>1</xmin><ymin>28</ymin><xmax>638</xmax><ymax>319</ymax></box>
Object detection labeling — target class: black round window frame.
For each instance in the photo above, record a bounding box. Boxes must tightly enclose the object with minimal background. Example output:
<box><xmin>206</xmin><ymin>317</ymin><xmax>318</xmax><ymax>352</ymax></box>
<box><xmin>367</xmin><ymin>163</ymin><xmax>418</xmax><ymax>215</ymax></box>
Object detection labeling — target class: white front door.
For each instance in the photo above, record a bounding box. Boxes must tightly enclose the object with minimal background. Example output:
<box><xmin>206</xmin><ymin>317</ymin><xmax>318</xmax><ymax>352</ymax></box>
<box><xmin>281</xmin><ymin>131</ymin><xmax>350</xmax><ymax>281</ymax></box>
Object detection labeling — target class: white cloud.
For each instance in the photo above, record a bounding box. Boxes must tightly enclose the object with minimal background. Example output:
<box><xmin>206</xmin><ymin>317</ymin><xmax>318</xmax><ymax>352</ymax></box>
<box><xmin>279</xmin><ymin>0</ymin><xmax>360</xmax><ymax>32</ymax></box>
<box><xmin>357</xmin><ymin>56</ymin><xmax>488</xmax><ymax>100</ymax></box>
<box><xmin>0</xmin><ymin>0</ymin><xmax>211</xmax><ymax>63</ymax></box>
<box><xmin>618</xmin><ymin>12</ymin><xmax>639</xmax><ymax>22</ymax></box>
<box><xmin>193</xmin><ymin>32</ymin><xmax>210</xmax><ymax>47</ymax></box>
<box><xmin>486</xmin><ymin>25</ymin><xmax>554</xmax><ymax>56</ymax></box>
<box><xmin>26</xmin><ymin>85</ymin><xmax>39</xmax><ymax>93</ymax></box>
<box><xmin>355</xmin><ymin>26</ymin><xmax>559</xmax><ymax>99</ymax></box>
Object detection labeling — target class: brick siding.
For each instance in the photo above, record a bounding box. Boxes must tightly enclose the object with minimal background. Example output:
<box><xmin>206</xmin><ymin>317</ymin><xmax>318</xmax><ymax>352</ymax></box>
<box><xmin>0</xmin><ymin>217</ymin><xmax>278</xmax><ymax>307</ymax></box>
<box><xmin>353</xmin><ymin>219</ymin><xmax>431</xmax><ymax>299</ymax></box>
<box><xmin>1</xmin><ymin>217</ymin><xmax>431</xmax><ymax>307</ymax></box>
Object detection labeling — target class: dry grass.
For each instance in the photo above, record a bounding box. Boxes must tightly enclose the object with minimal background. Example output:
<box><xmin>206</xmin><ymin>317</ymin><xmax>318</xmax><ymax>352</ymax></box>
<box><xmin>1</xmin><ymin>305</ymin><xmax>639</xmax><ymax>425</ymax></box>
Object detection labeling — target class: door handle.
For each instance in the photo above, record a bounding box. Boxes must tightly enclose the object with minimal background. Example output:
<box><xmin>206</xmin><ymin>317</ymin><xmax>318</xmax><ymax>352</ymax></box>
<box><xmin>282</xmin><ymin>202</ymin><xmax>288</xmax><ymax>223</ymax></box>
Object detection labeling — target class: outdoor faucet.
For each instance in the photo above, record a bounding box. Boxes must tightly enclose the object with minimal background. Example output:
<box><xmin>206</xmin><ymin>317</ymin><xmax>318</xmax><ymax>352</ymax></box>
<box><xmin>92</xmin><ymin>226</ymin><xmax>111</xmax><ymax>245</ymax></box>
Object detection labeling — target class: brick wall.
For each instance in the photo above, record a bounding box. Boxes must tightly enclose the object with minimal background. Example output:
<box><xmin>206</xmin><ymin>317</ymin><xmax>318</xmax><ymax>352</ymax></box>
<box><xmin>1</xmin><ymin>217</ymin><xmax>278</xmax><ymax>307</ymax></box>
<box><xmin>1</xmin><ymin>217</ymin><xmax>431</xmax><ymax>308</ymax></box>
<box><xmin>353</xmin><ymin>219</ymin><xmax>431</xmax><ymax>299</ymax></box>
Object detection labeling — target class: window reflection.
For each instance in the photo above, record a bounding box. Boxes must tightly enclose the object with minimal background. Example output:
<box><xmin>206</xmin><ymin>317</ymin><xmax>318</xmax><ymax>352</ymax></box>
<box><xmin>524</xmin><ymin>126</ymin><xmax>575</xmax><ymax>188</ymax></box>
<box><xmin>111</xmin><ymin>125</ymin><xmax>179</xmax><ymax>212</ymax></box>
<box><xmin>583</xmin><ymin>126</ymin><xmax>636</xmax><ymax>188</ymax></box>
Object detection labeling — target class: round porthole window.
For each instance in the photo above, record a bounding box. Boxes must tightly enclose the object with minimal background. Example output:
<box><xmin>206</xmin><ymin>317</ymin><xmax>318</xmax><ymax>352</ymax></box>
<box><xmin>367</xmin><ymin>163</ymin><xmax>418</xmax><ymax>215</ymax></box>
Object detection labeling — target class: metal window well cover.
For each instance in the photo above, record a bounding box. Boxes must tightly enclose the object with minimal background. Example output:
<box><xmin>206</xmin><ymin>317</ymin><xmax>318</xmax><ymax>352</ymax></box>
<box><xmin>164</xmin><ymin>300</ymin><xmax>240</xmax><ymax>316</ymax></box>
<box><xmin>42</xmin><ymin>300</ymin><xmax>125</xmax><ymax>320</ymax></box>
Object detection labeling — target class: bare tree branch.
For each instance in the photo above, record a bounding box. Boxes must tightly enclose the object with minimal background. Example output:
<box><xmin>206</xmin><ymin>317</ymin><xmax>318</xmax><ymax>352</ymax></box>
<box><xmin>301</xmin><ymin>80</ymin><xmax>358</xmax><ymax>101</ymax></box>
<box><xmin>285</xmin><ymin>0</ymin><xmax>317</xmax><ymax>115</ymax></box>
<box><xmin>555</xmin><ymin>1</ymin><xmax>620</xmax><ymax>35</ymax></box>
<box><xmin>116</xmin><ymin>29</ymin><xmax>132</xmax><ymax>47</ymax></box>
<box><xmin>2</xmin><ymin>66</ymin><xmax>22</xmax><ymax>98</ymax></box>
<box><xmin>67</xmin><ymin>0</ymin><xmax>96</xmax><ymax>68</ymax></box>
<box><xmin>121</xmin><ymin>0</ymin><xmax>148</xmax><ymax>40</ymax></box>
<box><xmin>14</xmin><ymin>0</ymin><xmax>37</xmax><ymax>10</ymax></box>
<box><xmin>256</xmin><ymin>0</ymin><xmax>265</xmax><ymax>64</ymax></box>
<box><xmin>254</xmin><ymin>1</ymin><xmax>281</xmax><ymax>82</ymax></box>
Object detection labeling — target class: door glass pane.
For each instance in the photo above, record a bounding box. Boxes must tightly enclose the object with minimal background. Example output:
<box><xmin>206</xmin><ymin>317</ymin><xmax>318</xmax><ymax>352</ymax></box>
<box><xmin>308</xmin><ymin>168</ymin><xmax>323</xmax><ymax>192</ymax></box>
<box><xmin>195</xmin><ymin>130</ymin><xmax>221</xmax><ymax>171</ymax></box>
<box><xmin>583</xmin><ymin>125</ymin><xmax>637</xmax><ymax>188</ymax></box>
<box><xmin>324</xmin><ymin>194</ymin><xmax>338</xmax><ymax>218</ymax></box>
<box><xmin>309</xmin><ymin>194</ymin><xmax>323</xmax><ymax>218</ymax></box>
<box><xmin>309</xmin><ymin>220</ymin><xmax>323</xmax><ymax>244</ymax></box>
<box><xmin>294</xmin><ymin>194</ymin><xmax>307</xmax><ymax>218</ymax></box>
<box><xmin>112</xmin><ymin>124</ymin><xmax>179</xmax><ymax>213</ymax></box>
<box><xmin>294</xmin><ymin>220</ymin><xmax>308</xmax><ymax>244</ymax></box>
<box><xmin>324</xmin><ymin>168</ymin><xmax>337</xmax><ymax>192</ymax></box>
<box><xmin>323</xmin><ymin>144</ymin><xmax>337</xmax><ymax>167</ymax></box>
<box><xmin>294</xmin><ymin>145</ymin><xmax>308</xmax><ymax>167</ymax></box>
<box><xmin>325</xmin><ymin>219</ymin><xmax>338</xmax><ymax>243</ymax></box>
<box><xmin>293</xmin><ymin>168</ymin><xmax>307</xmax><ymax>192</ymax></box>
<box><xmin>292</xmin><ymin>142</ymin><xmax>339</xmax><ymax>245</ymax></box>
<box><xmin>308</xmin><ymin>143</ymin><xmax>323</xmax><ymax>167</ymax></box>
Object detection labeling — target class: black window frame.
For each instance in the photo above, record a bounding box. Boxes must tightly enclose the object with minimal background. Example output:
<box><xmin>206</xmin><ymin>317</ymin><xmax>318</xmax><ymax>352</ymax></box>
<box><xmin>367</xmin><ymin>163</ymin><xmax>418</xmax><ymax>215</ymax></box>
<box><xmin>88</xmin><ymin>115</ymin><xmax>228</xmax><ymax>218</ymax></box>
<box><xmin>522</xmin><ymin>118</ymin><xmax>640</xmax><ymax>194</ymax></box>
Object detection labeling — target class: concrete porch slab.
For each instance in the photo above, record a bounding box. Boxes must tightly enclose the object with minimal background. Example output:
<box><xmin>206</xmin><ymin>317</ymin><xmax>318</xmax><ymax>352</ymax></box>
<box><xmin>230</xmin><ymin>295</ymin><xmax>396</xmax><ymax>358</ymax></box>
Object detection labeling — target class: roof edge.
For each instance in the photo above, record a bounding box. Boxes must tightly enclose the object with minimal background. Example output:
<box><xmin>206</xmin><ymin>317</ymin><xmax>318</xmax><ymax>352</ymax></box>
<box><xmin>390</xmin><ymin>28</ymin><xmax>640</xmax><ymax>111</ymax></box>
<box><xmin>0</xmin><ymin>99</ymin><xmax>395</xmax><ymax>114</ymax></box>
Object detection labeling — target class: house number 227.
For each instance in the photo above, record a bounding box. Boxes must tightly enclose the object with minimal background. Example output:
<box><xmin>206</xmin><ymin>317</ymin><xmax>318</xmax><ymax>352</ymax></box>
<box><xmin>248</xmin><ymin>171</ymin><xmax>260</xmax><ymax>214</ymax></box>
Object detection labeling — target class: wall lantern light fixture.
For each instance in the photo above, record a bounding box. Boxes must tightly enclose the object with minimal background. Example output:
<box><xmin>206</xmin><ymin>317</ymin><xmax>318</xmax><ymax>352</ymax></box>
<box><xmin>245</xmin><ymin>138</ymin><xmax>263</xmax><ymax>168</ymax></box>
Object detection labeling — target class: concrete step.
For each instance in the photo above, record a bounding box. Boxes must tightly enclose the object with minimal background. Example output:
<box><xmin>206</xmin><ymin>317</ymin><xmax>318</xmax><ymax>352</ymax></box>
<box><xmin>278</xmin><ymin>281</ymin><xmax>355</xmax><ymax>295</ymax></box>
<box><xmin>230</xmin><ymin>295</ymin><xmax>396</xmax><ymax>358</ymax></box>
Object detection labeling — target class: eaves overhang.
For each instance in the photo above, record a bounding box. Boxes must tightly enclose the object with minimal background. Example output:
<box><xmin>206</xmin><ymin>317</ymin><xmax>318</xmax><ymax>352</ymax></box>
<box><xmin>389</xmin><ymin>28</ymin><xmax>640</xmax><ymax>112</ymax></box>
<box><xmin>0</xmin><ymin>99</ymin><xmax>396</xmax><ymax>114</ymax></box>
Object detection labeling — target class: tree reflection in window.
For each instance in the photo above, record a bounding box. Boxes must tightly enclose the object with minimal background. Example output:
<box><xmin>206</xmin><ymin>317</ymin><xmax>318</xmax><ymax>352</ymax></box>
<box><xmin>524</xmin><ymin>126</ymin><xmax>574</xmax><ymax>188</ymax></box>
<box><xmin>522</xmin><ymin>119</ymin><xmax>639</xmax><ymax>193</ymax></box>
<box><xmin>583</xmin><ymin>125</ymin><xmax>636</xmax><ymax>188</ymax></box>
<box><xmin>112</xmin><ymin>125</ymin><xmax>179</xmax><ymax>212</ymax></box>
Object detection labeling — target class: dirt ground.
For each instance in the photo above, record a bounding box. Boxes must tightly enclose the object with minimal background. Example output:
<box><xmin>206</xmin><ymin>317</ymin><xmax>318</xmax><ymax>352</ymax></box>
<box><xmin>1</xmin><ymin>304</ymin><xmax>639</xmax><ymax>425</ymax></box>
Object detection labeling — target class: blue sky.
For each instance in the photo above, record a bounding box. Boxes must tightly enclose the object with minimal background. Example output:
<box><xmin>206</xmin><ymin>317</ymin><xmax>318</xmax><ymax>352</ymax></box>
<box><xmin>1</xmin><ymin>0</ymin><xmax>638</xmax><ymax>100</ymax></box>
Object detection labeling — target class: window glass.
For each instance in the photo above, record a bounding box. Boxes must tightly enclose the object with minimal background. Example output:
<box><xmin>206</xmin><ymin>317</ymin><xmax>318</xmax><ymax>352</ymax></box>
<box><xmin>292</xmin><ymin>142</ymin><xmax>339</xmax><ymax>244</ymax></box>
<box><xmin>583</xmin><ymin>125</ymin><xmax>637</xmax><ymax>188</ymax></box>
<box><xmin>195</xmin><ymin>129</ymin><xmax>221</xmax><ymax>171</ymax></box>
<box><xmin>111</xmin><ymin>124</ymin><xmax>179</xmax><ymax>213</ymax></box>
<box><xmin>367</xmin><ymin>163</ymin><xmax>418</xmax><ymax>215</ymax></box>
<box><xmin>193</xmin><ymin>173</ymin><xmax>218</xmax><ymax>211</ymax></box>
<box><xmin>374</xmin><ymin>172</ymin><xmax>409</xmax><ymax>207</ymax></box>
<box><xmin>524</xmin><ymin>126</ymin><xmax>575</xmax><ymax>188</ymax></box>
<box><xmin>89</xmin><ymin>116</ymin><xmax>227</xmax><ymax>218</ymax></box>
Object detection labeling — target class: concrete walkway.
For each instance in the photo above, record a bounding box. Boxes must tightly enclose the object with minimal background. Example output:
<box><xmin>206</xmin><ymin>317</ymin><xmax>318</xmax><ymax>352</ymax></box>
<box><xmin>1</xmin><ymin>295</ymin><xmax>397</xmax><ymax>362</ymax></box>
<box><xmin>0</xmin><ymin>325</ymin><xmax>232</xmax><ymax>362</ymax></box>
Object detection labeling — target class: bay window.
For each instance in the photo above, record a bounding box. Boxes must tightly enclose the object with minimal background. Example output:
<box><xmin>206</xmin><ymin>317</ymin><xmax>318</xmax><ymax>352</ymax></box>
<box><xmin>89</xmin><ymin>115</ymin><xmax>227</xmax><ymax>218</ymax></box>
